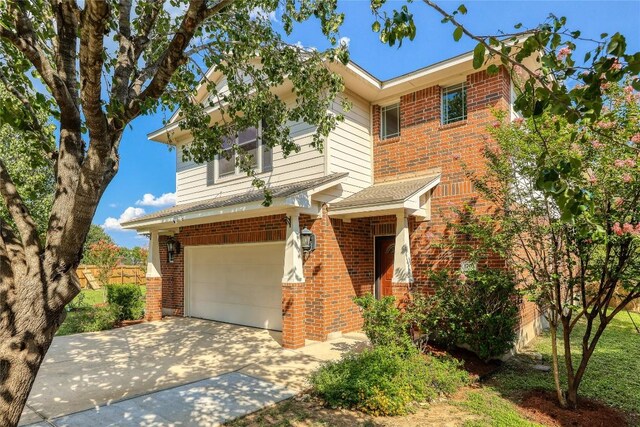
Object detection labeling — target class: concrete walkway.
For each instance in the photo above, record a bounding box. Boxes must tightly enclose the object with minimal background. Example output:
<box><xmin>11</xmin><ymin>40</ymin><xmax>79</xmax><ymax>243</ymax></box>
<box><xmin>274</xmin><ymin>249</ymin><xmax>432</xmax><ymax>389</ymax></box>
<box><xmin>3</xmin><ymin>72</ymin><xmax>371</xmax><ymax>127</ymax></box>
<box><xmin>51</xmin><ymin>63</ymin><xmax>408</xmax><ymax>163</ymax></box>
<box><xmin>20</xmin><ymin>318</ymin><xmax>368</xmax><ymax>426</ymax></box>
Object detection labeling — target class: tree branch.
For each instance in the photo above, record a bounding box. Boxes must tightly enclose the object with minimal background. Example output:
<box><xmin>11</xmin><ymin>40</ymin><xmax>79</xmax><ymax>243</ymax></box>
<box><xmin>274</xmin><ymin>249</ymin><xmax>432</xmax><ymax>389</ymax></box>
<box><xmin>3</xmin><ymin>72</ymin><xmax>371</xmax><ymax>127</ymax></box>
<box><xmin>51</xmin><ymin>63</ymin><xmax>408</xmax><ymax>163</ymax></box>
<box><xmin>124</xmin><ymin>0</ymin><xmax>234</xmax><ymax>123</ymax></box>
<box><xmin>0</xmin><ymin>2</ymin><xmax>79</xmax><ymax>121</ymax></box>
<box><xmin>0</xmin><ymin>159</ymin><xmax>42</xmax><ymax>255</ymax></box>
<box><xmin>79</xmin><ymin>0</ymin><xmax>109</xmax><ymax>139</ymax></box>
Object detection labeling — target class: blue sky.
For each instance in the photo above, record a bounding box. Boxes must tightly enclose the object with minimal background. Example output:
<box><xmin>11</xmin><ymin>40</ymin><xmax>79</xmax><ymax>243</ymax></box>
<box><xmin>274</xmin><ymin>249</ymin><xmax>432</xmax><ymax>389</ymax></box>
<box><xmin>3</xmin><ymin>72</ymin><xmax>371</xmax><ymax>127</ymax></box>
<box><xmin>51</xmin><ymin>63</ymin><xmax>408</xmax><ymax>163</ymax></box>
<box><xmin>99</xmin><ymin>0</ymin><xmax>640</xmax><ymax>248</ymax></box>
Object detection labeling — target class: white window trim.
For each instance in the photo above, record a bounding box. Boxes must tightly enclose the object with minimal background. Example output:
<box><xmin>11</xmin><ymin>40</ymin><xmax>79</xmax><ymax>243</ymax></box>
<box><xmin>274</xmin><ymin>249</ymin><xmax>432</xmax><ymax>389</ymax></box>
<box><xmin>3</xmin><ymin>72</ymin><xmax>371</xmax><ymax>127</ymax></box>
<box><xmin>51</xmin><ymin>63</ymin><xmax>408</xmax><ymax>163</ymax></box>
<box><xmin>210</xmin><ymin>122</ymin><xmax>270</xmax><ymax>184</ymax></box>
<box><xmin>380</xmin><ymin>103</ymin><xmax>400</xmax><ymax>140</ymax></box>
<box><xmin>441</xmin><ymin>83</ymin><xmax>467</xmax><ymax>125</ymax></box>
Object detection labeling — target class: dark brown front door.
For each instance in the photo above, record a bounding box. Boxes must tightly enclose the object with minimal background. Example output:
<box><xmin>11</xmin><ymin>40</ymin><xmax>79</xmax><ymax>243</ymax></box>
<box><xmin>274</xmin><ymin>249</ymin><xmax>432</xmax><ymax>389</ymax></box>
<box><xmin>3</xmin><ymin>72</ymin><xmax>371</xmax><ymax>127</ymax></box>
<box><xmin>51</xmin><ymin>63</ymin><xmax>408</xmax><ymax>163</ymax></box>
<box><xmin>375</xmin><ymin>236</ymin><xmax>395</xmax><ymax>298</ymax></box>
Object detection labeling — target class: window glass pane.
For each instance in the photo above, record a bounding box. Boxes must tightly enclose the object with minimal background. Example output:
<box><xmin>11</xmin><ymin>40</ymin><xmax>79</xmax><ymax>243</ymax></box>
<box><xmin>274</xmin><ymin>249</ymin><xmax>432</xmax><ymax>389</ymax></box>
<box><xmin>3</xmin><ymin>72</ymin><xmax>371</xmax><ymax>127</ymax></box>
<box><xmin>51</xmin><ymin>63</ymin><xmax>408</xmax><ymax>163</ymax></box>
<box><xmin>262</xmin><ymin>144</ymin><xmax>273</xmax><ymax>172</ymax></box>
<box><xmin>218</xmin><ymin>148</ymin><xmax>235</xmax><ymax>177</ymax></box>
<box><xmin>239</xmin><ymin>139</ymin><xmax>258</xmax><ymax>168</ymax></box>
<box><xmin>442</xmin><ymin>84</ymin><xmax>467</xmax><ymax>124</ymax></box>
<box><xmin>238</xmin><ymin>127</ymin><xmax>258</xmax><ymax>144</ymax></box>
<box><xmin>218</xmin><ymin>135</ymin><xmax>235</xmax><ymax>177</ymax></box>
<box><xmin>381</xmin><ymin>104</ymin><xmax>400</xmax><ymax>139</ymax></box>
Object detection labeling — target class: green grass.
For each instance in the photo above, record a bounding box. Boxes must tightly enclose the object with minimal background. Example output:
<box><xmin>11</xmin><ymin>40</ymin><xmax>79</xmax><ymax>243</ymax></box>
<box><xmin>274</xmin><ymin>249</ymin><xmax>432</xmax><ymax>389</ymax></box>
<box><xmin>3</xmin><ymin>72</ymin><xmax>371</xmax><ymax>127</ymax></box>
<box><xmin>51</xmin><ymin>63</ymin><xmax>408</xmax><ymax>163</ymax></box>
<box><xmin>56</xmin><ymin>285</ymin><xmax>146</xmax><ymax>336</ymax></box>
<box><xmin>456</xmin><ymin>389</ymin><xmax>543</xmax><ymax>427</ymax></box>
<box><xmin>490</xmin><ymin>311</ymin><xmax>640</xmax><ymax>414</ymax></box>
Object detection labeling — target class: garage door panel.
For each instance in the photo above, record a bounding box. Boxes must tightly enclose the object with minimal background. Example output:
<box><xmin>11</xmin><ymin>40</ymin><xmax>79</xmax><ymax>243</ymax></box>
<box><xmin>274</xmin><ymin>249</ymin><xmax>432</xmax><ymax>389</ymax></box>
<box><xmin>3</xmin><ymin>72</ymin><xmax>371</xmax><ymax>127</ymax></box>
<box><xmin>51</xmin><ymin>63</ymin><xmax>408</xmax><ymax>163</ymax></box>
<box><xmin>186</xmin><ymin>242</ymin><xmax>284</xmax><ymax>330</ymax></box>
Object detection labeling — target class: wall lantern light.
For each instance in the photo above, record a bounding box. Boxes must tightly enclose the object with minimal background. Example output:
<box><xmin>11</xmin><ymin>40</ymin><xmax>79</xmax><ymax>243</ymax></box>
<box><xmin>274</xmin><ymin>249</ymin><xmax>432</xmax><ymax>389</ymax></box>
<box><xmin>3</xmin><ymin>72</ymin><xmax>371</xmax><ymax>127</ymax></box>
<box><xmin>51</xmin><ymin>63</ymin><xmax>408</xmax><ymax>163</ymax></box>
<box><xmin>300</xmin><ymin>227</ymin><xmax>316</xmax><ymax>253</ymax></box>
<box><xmin>167</xmin><ymin>237</ymin><xmax>180</xmax><ymax>263</ymax></box>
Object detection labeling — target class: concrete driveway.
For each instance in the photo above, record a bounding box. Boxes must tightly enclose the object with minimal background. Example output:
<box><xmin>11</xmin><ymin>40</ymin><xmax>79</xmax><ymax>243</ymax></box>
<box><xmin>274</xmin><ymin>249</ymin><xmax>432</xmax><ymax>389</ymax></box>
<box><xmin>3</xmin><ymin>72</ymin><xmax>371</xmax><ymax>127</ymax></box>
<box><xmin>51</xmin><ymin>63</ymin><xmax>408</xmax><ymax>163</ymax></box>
<box><xmin>20</xmin><ymin>317</ymin><xmax>368</xmax><ymax>426</ymax></box>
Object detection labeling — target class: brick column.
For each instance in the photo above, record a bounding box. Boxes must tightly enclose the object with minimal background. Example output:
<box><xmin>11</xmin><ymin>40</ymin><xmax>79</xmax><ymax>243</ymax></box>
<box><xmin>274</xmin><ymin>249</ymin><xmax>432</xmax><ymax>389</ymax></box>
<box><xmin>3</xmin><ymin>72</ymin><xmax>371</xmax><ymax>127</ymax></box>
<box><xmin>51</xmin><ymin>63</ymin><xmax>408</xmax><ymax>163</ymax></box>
<box><xmin>146</xmin><ymin>277</ymin><xmax>163</xmax><ymax>321</ymax></box>
<box><xmin>146</xmin><ymin>231</ymin><xmax>163</xmax><ymax>321</ymax></box>
<box><xmin>282</xmin><ymin>282</ymin><xmax>306</xmax><ymax>348</ymax></box>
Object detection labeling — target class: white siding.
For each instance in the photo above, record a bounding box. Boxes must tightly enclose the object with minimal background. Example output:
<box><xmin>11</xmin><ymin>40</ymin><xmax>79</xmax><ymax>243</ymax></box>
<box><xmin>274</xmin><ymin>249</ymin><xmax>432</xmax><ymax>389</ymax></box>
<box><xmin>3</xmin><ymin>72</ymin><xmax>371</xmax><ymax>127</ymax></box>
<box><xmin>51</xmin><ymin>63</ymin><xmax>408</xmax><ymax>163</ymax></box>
<box><xmin>325</xmin><ymin>91</ymin><xmax>373</xmax><ymax>198</ymax></box>
<box><xmin>176</xmin><ymin>121</ymin><xmax>325</xmax><ymax>204</ymax></box>
<box><xmin>175</xmin><ymin>91</ymin><xmax>372</xmax><ymax>205</ymax></box>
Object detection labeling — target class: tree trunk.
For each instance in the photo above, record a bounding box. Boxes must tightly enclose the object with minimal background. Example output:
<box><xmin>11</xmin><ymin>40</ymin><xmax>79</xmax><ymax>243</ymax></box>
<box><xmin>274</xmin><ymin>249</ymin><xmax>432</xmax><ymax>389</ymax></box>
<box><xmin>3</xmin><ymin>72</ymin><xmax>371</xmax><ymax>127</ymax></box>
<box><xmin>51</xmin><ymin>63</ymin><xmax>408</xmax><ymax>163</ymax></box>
<box><xmin>549</xmin><ymin>322</ymin><xmax>568</xmax><ymax>408</ymax></box>
<box><xmin>0</xmin><ymin>276</ymin><xmax>71</xmax><ymax>427</ymax></box>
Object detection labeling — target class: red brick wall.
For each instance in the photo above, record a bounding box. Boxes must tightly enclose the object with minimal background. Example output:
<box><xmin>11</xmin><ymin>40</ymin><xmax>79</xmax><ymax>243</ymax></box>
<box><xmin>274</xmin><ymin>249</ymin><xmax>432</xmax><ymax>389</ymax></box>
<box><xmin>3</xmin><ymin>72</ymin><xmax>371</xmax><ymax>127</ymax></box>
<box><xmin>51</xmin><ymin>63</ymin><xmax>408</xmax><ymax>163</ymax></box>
<box><xmin>372</xmin><ymin>68</ymin><xmax>511</xmax><ymax>278</ymax></box>
<box><xmin>369</xmin><ymin>67</ymin><xmax>536</xmax><ymax>330</ymax></box>
<box><xmin>300</xmin><ymin>211</ymin><xmax>376</xmax><ymax>341</ymax></box>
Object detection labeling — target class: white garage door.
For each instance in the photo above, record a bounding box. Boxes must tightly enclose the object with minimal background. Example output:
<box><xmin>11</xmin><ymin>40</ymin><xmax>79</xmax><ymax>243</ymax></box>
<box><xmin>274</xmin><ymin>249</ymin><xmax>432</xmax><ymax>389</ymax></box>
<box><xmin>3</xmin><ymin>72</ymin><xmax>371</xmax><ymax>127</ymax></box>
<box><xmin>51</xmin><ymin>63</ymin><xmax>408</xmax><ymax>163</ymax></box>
<box><xmin>185</xmin><ymin>242</ymin><xmax>284</xmax><ymax>331</ymax></box>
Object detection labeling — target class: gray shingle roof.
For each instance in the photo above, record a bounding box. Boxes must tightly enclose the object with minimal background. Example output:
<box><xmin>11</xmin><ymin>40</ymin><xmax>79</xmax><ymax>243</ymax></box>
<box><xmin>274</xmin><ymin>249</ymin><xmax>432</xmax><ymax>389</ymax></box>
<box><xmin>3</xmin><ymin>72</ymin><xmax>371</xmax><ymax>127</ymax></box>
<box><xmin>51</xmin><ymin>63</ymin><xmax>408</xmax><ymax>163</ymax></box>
<box><xmin>122</xmin><ymin>172</ymin><xmax>348</xmax><ymax>227</ymax></box>
<box><xmin>330</xmin><ymin>174</ymin><xmax>440</xmax><ymax>210</ymax></box>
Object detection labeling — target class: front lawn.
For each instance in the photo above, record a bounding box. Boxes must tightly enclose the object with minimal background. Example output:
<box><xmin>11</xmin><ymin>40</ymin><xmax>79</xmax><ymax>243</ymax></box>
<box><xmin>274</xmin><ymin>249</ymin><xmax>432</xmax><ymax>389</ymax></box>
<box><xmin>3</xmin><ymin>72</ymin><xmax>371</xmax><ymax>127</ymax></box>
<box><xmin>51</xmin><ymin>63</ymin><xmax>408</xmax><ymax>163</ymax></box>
<box><xmin>226</xmin><ymin>311</ymin><xmax>640</xmax><ymax>426</ymax></box>
<box><xmin>56</xmin><ymin>285</ymin><xmax>147</xmax><ymax>336</ymax></box>
<box><xmin>490</xmin><ymin>311</ymin><xmax>640</xmax><ymax>415</ymax></box>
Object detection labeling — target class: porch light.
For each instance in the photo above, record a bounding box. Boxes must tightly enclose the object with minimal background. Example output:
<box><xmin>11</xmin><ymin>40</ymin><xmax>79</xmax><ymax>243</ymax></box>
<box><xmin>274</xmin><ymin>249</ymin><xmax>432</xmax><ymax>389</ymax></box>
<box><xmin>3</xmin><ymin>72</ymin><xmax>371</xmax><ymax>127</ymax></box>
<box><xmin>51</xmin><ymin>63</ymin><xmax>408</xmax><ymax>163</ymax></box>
<box><xmin>300</xmin><ymin>227</ymin><xmax>316</xmax><ymax>253</ymax></box>
<box><xmin>166</xmin><ymin>237</ymin><xmax>180</xmax><ymax>263</ymax></box>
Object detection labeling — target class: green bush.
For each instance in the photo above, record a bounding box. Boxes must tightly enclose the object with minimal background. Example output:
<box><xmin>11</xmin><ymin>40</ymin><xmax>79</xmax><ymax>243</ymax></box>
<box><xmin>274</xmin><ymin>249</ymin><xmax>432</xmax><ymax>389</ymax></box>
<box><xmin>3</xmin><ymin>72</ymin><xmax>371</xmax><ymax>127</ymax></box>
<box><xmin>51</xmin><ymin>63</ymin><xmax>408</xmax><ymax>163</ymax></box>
<box><xmin>106</xmin><ymin>283</ymin><xmax>145</xmax><ymax>321</ymax></box>
<box><xmin>407</xmin><ymin>269</ymin><xmax>520</xmax><ymax>360</ymax></box>
<box><xmin>353</xmin><ymin>294</ymin><xmax>415</xmax><ymax>356</ymax></box>
<box><xmin>310</xmin><ymin>345</ymin><xmax>468</xmax><ymax>416</ymax></box>
<box><xmin>57</xmin><ymin>305</ymin><xmax>120</xmax><ymax>336</ymax></box>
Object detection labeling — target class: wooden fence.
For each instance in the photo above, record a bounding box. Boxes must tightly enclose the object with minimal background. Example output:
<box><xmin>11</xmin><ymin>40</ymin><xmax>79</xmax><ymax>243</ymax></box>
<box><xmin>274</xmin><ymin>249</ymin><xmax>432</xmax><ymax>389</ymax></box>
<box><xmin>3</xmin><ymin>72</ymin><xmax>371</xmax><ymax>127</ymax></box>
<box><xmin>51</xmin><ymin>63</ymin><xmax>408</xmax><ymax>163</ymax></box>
<box><xmin>77</xmin><ymin>264</ymin><xmax>146</xmax><ymax>289</ymax></box>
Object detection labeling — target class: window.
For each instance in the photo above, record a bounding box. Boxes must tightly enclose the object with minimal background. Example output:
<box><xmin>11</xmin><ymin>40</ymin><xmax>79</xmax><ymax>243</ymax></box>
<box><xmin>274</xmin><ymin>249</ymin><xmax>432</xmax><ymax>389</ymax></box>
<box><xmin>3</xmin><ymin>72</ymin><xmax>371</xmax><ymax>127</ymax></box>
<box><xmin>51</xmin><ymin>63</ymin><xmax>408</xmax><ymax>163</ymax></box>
<box><xmin>441</xmin><ymin>83</ymin><xmax>467</xmax><ymax>125</ymax></box>
<box><xmin>207</xmin><ymin>123</ymin><xmax>272</xmax><ymax>184</ymax></box>
<box><xmin>380</xmin><ymin>103</ymin><xmax>400</xmax><ymax>139</ymax></box>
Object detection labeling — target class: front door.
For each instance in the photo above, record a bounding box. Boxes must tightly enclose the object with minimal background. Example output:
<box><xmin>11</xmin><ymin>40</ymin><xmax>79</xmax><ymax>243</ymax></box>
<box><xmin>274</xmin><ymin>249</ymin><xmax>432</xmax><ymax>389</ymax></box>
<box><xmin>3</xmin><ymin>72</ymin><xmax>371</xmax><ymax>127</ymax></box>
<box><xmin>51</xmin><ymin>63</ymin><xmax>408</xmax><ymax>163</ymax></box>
<box><xmin>375</xmin><ymin>236</ymin><xmax>395</xmax><ymax>298</ymax></box>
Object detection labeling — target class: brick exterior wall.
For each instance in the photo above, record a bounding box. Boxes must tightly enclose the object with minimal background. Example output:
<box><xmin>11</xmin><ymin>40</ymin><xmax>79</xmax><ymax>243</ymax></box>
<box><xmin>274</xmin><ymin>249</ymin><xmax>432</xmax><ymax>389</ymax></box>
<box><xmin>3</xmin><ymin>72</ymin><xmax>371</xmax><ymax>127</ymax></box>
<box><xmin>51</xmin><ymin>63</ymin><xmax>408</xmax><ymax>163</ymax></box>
<box><xmin>372</xmin><ymin>68</ymin><xmax>512</xmax><ymax>280</ymax></box>
<box><xmin>149</xmin><ymin>66</ymin><xmax>541</xmax><ymax>346</ymax></box>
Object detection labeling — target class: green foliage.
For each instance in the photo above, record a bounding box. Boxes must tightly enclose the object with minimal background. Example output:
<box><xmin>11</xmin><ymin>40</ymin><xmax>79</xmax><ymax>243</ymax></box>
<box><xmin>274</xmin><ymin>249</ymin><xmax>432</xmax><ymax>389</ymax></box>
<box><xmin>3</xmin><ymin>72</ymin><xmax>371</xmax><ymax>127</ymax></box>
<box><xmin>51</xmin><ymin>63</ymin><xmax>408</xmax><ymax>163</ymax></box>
<box><xmin>0</xmin><ymin>86</ymin><xmax>54</xmax><ymax>238</ymax></box>
<box><xmin>82</xmin><ymin>225</ymin><xmax>114</xmax><ymax>259</ymax></box>
<box><xmin>84</xmin><ymin>240</ymin><xmax>121</xmax><ymax>286</ymax></box>
<box><xmin>408</xmin><ymin>270</ymin><xmax>520</xmax><ymax>361</ymax></box>
<box><xmin>353</xmin><ymin>294</ymin><xmax>415</xmax><ymax>356</ymax></box>
<box><xmin>310</xmin><ymin>345</ymin><xmax>468</xmax><ymax>416</ymax></box>
<box><xmin>56</xmin><ymin>305</ymin><xmax>120</xmax><ymax>336</ymax></box>
<box><xmin>118</xmin><ymin>246</ymin><xmax>148</xmax><ymax>271</ymax></box>
<box><xmin>106</xmin><ymin>283</ymin><xmax>145</xmax><ymax>321</ymax></box>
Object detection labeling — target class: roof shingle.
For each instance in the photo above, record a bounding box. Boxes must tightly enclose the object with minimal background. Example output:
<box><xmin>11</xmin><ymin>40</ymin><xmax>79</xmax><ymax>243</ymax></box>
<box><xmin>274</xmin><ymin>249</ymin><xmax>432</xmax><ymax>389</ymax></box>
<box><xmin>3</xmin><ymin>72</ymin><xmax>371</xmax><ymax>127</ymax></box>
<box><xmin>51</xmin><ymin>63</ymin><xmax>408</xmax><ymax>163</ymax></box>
<box><xmin>122</xmin><ymin>172</ymin><xmax>348</xmax><ymax>227</ymax></box>
<box><xmin>330</xmin><ymin>174</ymin><xmax>440</xmax><ymax>211</ymax></box>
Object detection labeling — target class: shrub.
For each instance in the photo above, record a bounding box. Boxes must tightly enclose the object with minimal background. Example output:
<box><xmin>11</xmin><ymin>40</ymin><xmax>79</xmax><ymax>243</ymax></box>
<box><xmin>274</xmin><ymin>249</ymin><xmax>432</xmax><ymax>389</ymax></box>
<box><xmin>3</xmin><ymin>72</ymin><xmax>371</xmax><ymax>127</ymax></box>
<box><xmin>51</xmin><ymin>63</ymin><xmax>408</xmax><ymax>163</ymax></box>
<box><xmin>353</xmin><ymin>294</ymin><xmax>415</xmax><ymax>355</ymax></box>
<box><xmin>106</xmin><ymin>283</ymin><xmax>145</xmax><ymax>321</ymax></box>
<box><xmin>407</xmin><ymin>269</ymin><xmax>520</xmax><ymax>360</ymax></box>
<box><xmin>310</xmin><ymin>345</ymin><xmax>468</xmax><ymax>416</ymax></box>
<box><xmin>57</xmin><ymin>305</ymin><xmax>120</xmax><ymax>336</ymax></box>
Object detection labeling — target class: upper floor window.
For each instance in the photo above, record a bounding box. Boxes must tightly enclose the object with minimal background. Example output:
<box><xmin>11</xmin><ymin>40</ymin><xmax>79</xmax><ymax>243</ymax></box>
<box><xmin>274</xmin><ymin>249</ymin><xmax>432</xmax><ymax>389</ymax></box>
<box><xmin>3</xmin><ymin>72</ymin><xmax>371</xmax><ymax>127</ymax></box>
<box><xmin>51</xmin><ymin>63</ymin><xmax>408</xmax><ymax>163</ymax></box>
<box><xmin>380</xmin><ymin>103</ymin><xmax>400</xmax><ymax>139</ymax></box>
<box><xmin>207</xmin><ymin>123</ymin><xmax>272</xmax><ymax>185</ymax></box>
<box><xmin>441</xmin><ymin>83</ymin><xmax>467</xmax><ymax>125</ymax></box>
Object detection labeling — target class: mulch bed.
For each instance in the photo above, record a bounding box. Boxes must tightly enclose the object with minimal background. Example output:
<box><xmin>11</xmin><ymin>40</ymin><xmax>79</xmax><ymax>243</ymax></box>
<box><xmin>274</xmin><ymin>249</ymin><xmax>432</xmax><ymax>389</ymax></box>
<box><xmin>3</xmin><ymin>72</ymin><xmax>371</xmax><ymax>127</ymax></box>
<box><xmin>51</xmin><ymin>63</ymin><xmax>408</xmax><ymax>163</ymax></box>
<box><xmin>517</xmin><ymin>390</ymin><xmax>630</xmax><ymax>427</ymax></box>
<box><xmin>424</xmin><ymin>342</ymin><xmax>502</xmax><ymax>380</ymax></box>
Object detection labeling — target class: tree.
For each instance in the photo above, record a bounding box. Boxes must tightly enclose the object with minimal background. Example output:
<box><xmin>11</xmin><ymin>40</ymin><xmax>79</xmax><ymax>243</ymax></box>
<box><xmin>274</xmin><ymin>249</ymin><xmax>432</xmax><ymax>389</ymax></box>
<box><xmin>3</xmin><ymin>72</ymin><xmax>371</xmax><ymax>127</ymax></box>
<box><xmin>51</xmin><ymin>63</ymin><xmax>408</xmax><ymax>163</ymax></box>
<box><xmin>83</xmin><ymin>225</ymin><xmax>115</xmax><ymax>259</ymax></box>
<box><xmin>85</xmin><ymin>240</ymin><xmax>121</xmax><ymax>288</ymax></box>
<box><xmin>0</xmin><ymin>0</ymin><xmax>349</xmax><ymax>423</ymax></box>
<box><xmin>465</xmin><ymin>81</ymin><xmax>640</xmax><ymax>408</ymax></box>
<box><xmin>118</xmin><ymin>246</ymin><xmax>149</xmax><ymax>271</ymax></box>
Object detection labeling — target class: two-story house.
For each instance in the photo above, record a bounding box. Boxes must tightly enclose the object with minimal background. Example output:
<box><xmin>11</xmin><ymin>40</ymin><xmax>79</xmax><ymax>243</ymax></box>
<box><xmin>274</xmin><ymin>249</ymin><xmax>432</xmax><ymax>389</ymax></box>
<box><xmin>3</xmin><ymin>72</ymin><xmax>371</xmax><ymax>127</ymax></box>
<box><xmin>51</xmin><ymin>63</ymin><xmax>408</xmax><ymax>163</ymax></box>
<box><xmin>123</xmin><ymin>50</ymin><xmax>542</xmax><ymax>349</ymax></box>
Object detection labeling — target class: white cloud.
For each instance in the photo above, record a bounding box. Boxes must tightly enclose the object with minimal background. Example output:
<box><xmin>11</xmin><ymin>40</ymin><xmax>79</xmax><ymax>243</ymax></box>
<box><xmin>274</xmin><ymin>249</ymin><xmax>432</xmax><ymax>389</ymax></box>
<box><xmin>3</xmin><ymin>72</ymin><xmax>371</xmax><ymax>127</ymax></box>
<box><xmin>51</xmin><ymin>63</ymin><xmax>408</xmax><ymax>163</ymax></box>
<box><xmin>102</xmin><ymin>207</ymin><xmax>146</xmax><ymax>231</ymax></box>
<box><xmin>249</xmin><ymin>7</ymin><xmax>277</xmax><ymax>22</ymax></box>
<box><xmin>339</xmin><ymin>36</ymin><xmax>351</xmax><ymax>47</ymax></box>
<box><xmin>136</xmin><ymin>192</ymin><xmax>176</xmax><ymax>207</ymax></box>
<box><xmin>108</xmin><ymin>203</ymin><xmax>118</xmax><ymax>208</ymax></box>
